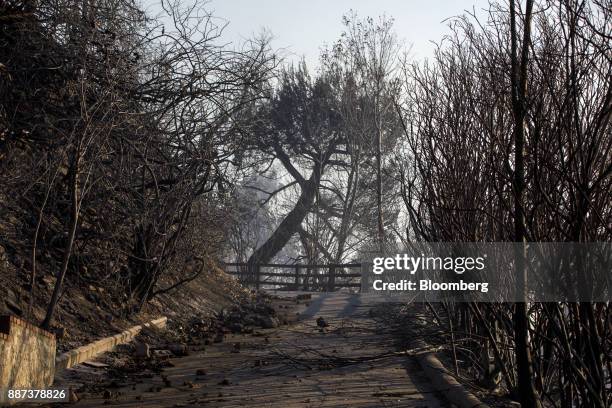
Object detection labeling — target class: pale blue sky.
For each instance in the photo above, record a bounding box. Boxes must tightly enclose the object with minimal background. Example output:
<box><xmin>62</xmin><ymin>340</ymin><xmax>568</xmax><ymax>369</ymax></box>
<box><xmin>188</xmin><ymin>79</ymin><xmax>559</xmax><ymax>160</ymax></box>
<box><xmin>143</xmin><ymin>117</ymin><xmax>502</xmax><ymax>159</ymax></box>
<box><xmin>142</xmin><ymin>0</ymin><xmax>491</xmax><ymax>68</ymax></box>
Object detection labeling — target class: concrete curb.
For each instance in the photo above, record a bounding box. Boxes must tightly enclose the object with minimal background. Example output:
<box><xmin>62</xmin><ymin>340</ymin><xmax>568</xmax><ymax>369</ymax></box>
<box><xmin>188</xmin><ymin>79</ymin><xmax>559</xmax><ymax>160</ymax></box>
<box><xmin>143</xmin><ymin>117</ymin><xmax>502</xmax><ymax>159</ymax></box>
<box><xmin>55</xmin><ymin>316</ymin><xmax>167</xmax><ymax>371</ymax></box>
<box><xmin>413</xmin><ymin>339</ymin><xmax>489</xmax><ymax>408</ymax></box>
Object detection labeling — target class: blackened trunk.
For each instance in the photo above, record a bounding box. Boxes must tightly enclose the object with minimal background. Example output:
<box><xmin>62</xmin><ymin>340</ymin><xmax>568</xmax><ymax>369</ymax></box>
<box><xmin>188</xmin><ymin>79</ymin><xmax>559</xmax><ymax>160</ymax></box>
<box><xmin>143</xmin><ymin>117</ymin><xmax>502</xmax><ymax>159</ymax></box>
<box><xmin>248</xmin><ymin>176</ymin><xmax>318</xmax><ymax>266</ymax></box>
<box><xmin>509</xmin><ymin>1</ymin><xmax>540</xmax><ymax>406</ymax></box>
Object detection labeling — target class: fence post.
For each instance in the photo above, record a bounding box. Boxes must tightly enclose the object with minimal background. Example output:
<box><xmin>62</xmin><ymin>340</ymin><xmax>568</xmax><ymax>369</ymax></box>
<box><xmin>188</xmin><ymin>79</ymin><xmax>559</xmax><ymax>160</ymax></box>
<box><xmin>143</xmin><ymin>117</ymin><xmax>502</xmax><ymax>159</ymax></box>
<box><xmin>328</xmin><ymin>264</ymin><xmax>336</xmax><ymax>291</ymax></box>
<box><xmin>255</xmin><ymin>264</ymin><xmax>260</xmax><ymax>290</ymax></box>
<box><xmin>295</xmin><ymin>265</ymin><xmax>300</xmax><ymax>290</ymax></box>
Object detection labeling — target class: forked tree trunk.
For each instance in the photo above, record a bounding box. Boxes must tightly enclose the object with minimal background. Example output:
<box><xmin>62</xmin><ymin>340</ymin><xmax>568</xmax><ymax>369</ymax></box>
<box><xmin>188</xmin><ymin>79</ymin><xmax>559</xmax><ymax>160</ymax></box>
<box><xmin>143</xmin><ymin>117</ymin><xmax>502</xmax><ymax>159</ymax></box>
<box><xmin>248</xmin><ymin>174</ymin><xmax>319</xmax><ymax>266</ymax></box>
<box><xmin>247</xmin><ymin>138</ymin><xmax>336</xmax><ymax>268</ymax></box>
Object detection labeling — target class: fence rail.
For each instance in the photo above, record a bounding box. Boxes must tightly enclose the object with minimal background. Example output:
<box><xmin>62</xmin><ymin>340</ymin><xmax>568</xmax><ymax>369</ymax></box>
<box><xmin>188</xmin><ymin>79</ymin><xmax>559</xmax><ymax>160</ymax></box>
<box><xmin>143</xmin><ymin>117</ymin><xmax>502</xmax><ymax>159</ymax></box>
<box><xmin>222</xmin><ymin>262</ymin><xmax>362</xmax><ymax>292</ymax></box>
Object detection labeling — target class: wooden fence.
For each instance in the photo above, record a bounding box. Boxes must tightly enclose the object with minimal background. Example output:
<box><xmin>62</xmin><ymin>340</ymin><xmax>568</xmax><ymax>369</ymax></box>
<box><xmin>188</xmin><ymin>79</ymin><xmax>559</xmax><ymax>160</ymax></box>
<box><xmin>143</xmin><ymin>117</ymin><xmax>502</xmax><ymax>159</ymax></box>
<box><xmin>222</xmin><ymin>262</ymin><xmax>362</xmax><ymax>291</ymax></box>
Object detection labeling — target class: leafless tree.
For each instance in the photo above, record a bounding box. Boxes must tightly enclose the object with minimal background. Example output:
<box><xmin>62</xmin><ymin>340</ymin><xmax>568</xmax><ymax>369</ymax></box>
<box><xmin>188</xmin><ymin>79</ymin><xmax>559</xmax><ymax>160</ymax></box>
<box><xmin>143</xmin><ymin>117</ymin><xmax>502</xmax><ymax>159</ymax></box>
<box><xmin>395</xmin><ymin>1</ymin><xmax>610</xmax><ymax>406</ymax></box>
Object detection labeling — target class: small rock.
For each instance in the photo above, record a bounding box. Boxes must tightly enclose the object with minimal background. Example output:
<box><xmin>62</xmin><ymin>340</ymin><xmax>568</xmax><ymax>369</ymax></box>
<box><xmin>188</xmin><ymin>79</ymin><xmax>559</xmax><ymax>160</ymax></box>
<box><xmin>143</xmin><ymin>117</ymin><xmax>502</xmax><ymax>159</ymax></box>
<box><xmin>168</xmin><ymin>343</ymin><xmax>189</xmax><ymax>356</ymax></box>
<box><xmin>229</xmin><ymin>312</ymin><xmax>242</xmax><ymax>322</ymax></box>
<box><xmin>243</xmin><ymin>314</ymin><xmax>257</xmax><ymax>326</ymax></box>
<box><xmin>259</xmin><ymin>315</ymin><xmax>279</xmax><ymax>329</ymax></box>
<box><xmin>134</xmin><ymin>342</ymin><xmax>150</xmax><ymax>359</ymax></box>
<box><xmin>153</xmin><ymin>349</ymin><xmax>173</xmax><ymax>359</ymax></box>
<box><xmin>255</xmin><ymin>303</ymin><xmax>276</xmax><ymax>316</ymax></box>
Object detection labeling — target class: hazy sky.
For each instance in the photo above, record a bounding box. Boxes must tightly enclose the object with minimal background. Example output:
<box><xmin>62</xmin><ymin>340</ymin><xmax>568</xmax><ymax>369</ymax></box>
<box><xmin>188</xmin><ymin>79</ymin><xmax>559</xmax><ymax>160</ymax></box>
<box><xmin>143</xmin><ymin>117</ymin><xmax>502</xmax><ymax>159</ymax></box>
<box><xmin>142</xmin><ymin>0</ymin><xmax>491</xmax><ymax>68</ymax></box>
